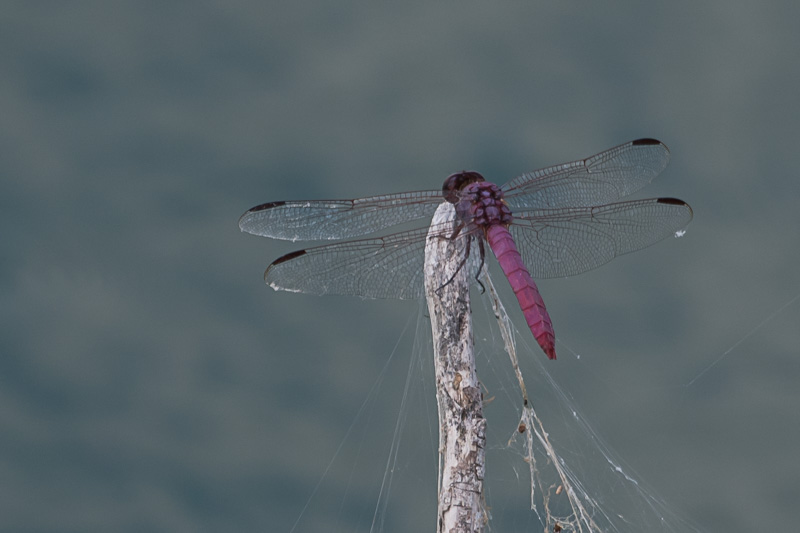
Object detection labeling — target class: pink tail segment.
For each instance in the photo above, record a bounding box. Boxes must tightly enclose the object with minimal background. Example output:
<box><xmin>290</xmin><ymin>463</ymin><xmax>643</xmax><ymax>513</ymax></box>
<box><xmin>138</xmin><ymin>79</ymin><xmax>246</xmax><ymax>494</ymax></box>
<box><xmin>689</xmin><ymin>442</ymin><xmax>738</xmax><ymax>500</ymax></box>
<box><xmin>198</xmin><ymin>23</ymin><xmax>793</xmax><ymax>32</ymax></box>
<box><xmin>486</xmin><ymin>225</ymin><xmax>557</xmax><ymax>359</ymax></box>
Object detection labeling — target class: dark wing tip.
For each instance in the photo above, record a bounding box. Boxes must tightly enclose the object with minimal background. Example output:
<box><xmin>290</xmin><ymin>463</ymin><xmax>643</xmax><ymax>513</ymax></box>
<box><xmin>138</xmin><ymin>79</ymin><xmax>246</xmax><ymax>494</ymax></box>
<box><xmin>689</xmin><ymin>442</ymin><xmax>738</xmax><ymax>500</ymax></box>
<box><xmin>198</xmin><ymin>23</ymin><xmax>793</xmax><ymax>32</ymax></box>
<box><xmin>239</xmin><ymin>201</ymin><xmax>287</xmax><ymax>232</ymax></box>
<box><xmin>247</xmin><ymin>201</ymin><xmax>286</xmax><ymax>213</ymax></box>
<box><xmin>631</xmin><ymin>138</ymin><xmax>663</xmax><ymax>146</ymax></box>
<box><xmin>657</xmin><ymin>197</ymin><xmax>687</xmax><ymax>206</ymax></box>
<box><xmin>264</xmin><ymin>249</ymin><xmax>308</xmax><ymax>284</ymax></box>
<box><xmin>271</xmin><ymin>249</ymin><xmax>307</xmax><ymax>266</ymax></box>
<box><xmin>658</xmin><ymin>197</ymin><xmax>694</xmax><ymax>219</ymax></box>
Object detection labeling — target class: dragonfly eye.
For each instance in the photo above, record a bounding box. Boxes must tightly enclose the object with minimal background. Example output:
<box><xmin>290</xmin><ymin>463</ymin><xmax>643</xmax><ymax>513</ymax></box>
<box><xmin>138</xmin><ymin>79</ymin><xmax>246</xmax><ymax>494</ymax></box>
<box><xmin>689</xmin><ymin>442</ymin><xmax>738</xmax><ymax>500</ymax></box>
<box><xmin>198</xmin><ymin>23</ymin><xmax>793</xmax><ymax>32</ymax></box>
<box><xmin>442</xmin><ymin>171</ymin><xmax>485</xmax><ymax>203</ymax></box>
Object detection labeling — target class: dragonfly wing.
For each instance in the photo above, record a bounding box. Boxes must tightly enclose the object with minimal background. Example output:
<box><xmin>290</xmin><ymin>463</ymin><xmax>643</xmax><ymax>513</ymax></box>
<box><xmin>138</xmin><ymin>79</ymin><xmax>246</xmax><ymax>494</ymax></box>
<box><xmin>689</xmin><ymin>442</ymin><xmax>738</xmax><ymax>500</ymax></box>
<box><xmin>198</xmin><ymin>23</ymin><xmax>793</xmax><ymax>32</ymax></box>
<box><xmin>263</xmin><ymin>223</ymin><xmax>482</xmax><ymax>299</ymax></box>
<box><xmin>503</xmin><ymin>139</ymin><xmax>671</xmax><ymax>210</ymax></box>
<box><xmin>507</xmin><ymin>198</ymin><xmax>693</xmax><ymax>279</ymax></box>
<box><xmin>239</xmin><ymin>190</ymin><xmax>443</xmax><ymax>241</ymax></box>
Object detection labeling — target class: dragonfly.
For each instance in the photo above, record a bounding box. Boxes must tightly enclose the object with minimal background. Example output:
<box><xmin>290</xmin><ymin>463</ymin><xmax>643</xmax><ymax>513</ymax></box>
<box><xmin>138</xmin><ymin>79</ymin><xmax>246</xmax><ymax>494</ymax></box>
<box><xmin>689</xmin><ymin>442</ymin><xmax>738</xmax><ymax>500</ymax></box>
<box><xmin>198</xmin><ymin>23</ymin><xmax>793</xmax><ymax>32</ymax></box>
<box><xmin>239</xmin><ymin>138</ymin><xmax>693</xmax><ymax>360</ymax></box>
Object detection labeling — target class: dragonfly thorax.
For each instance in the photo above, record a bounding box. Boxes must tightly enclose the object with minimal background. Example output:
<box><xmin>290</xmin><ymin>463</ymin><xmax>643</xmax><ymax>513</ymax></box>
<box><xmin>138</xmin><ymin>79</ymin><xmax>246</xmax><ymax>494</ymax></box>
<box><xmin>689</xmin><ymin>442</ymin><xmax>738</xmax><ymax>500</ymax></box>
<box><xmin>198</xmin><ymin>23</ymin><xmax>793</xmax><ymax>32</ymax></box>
<box><xmin>454</xmin><ymin>180</ymin><xmax>513</xmax><ymax>228</ymax></box>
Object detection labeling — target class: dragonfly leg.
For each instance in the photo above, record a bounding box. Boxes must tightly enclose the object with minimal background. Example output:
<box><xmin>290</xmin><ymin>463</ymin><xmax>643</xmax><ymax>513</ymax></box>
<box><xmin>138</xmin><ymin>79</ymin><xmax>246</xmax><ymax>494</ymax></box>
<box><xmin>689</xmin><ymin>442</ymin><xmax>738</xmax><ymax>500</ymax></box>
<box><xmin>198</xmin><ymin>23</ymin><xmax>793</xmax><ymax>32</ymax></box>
<box><xmin>431</xmin><ymin>221</ymin><xmax>465</xmax><ymax>242</ymax></box>
<box><xmin>474</xmin><ymin>238</ymin><xmax>486</xmax><ymax>294</ymax></box>
<box><xmin>436</xmin><ymin>235</ymin><xmax>472</xmax><ymax>296</ymax></box>
<box><xmin>448</xmin><ymin>223</ymin><xmax>465</xmax><ymax>241</ymax></box>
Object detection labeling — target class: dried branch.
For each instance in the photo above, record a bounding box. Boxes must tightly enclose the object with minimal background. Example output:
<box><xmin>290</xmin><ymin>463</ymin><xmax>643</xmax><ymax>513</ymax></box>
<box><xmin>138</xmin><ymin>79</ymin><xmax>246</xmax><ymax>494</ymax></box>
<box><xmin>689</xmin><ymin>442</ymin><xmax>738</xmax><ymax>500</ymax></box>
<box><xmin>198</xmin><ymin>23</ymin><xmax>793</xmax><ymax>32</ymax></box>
<box><xmin>424</xmin><ymin>203</ymin><xmax>486</xmax><ymax>533</ymax></box>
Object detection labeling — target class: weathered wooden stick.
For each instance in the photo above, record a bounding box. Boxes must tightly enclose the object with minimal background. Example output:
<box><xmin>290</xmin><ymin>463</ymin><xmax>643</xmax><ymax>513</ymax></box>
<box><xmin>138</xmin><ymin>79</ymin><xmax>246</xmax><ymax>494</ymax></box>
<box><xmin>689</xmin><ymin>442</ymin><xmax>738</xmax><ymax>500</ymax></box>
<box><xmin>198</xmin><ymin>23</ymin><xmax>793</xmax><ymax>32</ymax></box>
<box><xmin>424</xmin><ymin>203</ymin><xmax>486</xmax><ymax>533</ymax></box>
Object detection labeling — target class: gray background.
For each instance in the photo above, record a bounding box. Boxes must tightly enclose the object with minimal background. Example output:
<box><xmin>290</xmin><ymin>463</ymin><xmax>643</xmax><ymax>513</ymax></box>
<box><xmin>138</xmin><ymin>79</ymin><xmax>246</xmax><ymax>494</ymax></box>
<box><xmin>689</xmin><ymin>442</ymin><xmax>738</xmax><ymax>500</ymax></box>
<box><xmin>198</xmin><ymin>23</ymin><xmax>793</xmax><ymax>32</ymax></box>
<box><xmin>3</xmin><ymin>1</ymin><xmax>799</xmax><ymax>531</ymax></box>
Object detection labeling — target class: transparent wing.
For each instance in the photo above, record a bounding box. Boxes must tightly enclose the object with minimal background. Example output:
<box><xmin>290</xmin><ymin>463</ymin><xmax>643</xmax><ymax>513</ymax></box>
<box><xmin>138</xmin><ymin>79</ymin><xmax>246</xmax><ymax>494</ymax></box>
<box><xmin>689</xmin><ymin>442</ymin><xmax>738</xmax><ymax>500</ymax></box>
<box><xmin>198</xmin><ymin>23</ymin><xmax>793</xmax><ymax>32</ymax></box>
<box><xmin>502</xmin><ymin>139</ymin><xmax>671</xmax><ymax>210</ymax></box>
<box><xmin>263</xmin><ymin>222</ymin><xmax>482</xmax><ymax>299</ymax></box>
<box><xmin>507</xmin><ymin>198</ymin><xmax>693</xmax><ymax>279</ymax></box>
<box><xmin>239</xmin><ymin>190</ymin><xmax>443</xmax><ymax>241</ymax></box>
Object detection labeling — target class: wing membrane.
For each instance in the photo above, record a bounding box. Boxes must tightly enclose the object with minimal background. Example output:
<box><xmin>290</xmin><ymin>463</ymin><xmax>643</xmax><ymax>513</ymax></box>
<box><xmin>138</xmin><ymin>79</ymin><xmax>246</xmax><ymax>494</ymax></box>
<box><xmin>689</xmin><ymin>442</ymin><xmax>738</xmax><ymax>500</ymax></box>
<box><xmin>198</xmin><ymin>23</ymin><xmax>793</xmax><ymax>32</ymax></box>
<box><xmin>263</xmin><ymin>222</ymin><xmax>482</xmax><ymax>299</ymax></box>
<box><xmin>507</xmin><ymin>197</ymin><xmax>693</xmax><ymax>278</ymax></box>
<box><xmin>503</xmin><ymin>139</ymin><xmax>671</xmax><ymax>210</ymax></box>
<box><xmin>239</xmin><ymin>190</ymin><xmax>443</xmax><ymax>241</ymax></box>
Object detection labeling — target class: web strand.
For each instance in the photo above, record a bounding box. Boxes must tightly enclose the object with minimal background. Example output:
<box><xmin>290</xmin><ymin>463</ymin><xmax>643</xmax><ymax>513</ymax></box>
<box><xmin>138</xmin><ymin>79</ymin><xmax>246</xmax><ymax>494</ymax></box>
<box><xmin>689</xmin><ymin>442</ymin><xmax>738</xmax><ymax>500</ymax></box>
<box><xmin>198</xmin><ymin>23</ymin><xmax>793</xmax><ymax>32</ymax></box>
<box><xmin>685</xmin><ymin>289</ymin><xmax>800</xmax><ymax>387</ymax></box>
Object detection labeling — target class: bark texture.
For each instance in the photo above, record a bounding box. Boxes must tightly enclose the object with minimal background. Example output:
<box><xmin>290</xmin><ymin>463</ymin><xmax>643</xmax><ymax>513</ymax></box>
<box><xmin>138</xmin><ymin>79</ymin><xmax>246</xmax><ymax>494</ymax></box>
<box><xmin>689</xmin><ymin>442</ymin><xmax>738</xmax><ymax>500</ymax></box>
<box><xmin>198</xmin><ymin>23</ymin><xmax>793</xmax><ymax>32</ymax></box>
<box><xmin>424</xmin><ymin>203</ymin><xmax>486</xmax><ymax>533</ymax></box>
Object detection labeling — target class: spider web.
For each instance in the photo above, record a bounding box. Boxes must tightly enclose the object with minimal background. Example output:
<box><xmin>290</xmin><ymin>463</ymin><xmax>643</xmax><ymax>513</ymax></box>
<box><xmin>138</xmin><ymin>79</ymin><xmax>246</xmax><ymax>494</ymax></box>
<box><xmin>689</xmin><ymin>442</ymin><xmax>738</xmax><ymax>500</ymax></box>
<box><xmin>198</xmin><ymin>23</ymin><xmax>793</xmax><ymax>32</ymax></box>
<box><xmin>474</xmin><ymin>269</ymin><xmax>701</xmax><ymax>533</ymax></box>
<box><xmin>285</xmin><ymin>271</ymin><xmax>702</xmax><ymax>532</ymax></box>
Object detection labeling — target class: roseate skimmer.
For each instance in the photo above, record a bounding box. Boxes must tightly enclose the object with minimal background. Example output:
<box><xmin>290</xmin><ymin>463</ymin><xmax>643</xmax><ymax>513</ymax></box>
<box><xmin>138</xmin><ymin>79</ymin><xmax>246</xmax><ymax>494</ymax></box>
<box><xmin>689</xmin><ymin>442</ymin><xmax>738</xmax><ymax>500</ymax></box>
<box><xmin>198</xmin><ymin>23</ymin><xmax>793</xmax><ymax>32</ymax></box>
<box><xmin>239</xmin><ymin>139</ymin><xmax>692</xmax><ymax>360</ymax></box>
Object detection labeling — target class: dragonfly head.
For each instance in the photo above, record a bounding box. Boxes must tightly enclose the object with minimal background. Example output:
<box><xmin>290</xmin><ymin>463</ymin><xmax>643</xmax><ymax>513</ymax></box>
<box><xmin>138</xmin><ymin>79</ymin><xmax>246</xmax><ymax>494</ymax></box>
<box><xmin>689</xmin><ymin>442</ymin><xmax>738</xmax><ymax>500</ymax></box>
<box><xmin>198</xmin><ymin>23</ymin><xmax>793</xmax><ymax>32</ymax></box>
<box><xmin>442</xmin><ymin>171</ymin><xmax>485</xmax><ymax>203</ymax></box>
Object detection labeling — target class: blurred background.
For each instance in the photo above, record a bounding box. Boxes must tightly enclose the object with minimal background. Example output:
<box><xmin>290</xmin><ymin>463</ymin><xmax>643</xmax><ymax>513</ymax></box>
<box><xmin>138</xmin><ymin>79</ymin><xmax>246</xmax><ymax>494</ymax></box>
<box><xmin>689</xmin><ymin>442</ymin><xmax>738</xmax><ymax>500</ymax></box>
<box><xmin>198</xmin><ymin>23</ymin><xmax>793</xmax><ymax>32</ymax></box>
<box><xmin>2</xmin><ymin>1</ymin><xmax>799</xmax><ymax>531</ymax></box>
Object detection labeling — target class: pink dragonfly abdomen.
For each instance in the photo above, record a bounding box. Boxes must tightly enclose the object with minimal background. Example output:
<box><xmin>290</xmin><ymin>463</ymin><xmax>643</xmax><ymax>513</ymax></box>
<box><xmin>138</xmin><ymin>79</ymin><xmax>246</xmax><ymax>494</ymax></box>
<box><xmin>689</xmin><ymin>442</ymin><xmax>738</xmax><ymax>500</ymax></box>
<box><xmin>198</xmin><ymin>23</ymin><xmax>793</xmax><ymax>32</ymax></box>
<box><xmin>486</xmin><ymin>224</ymin><xmax>557</xmax><ymax>359</ymax></box>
